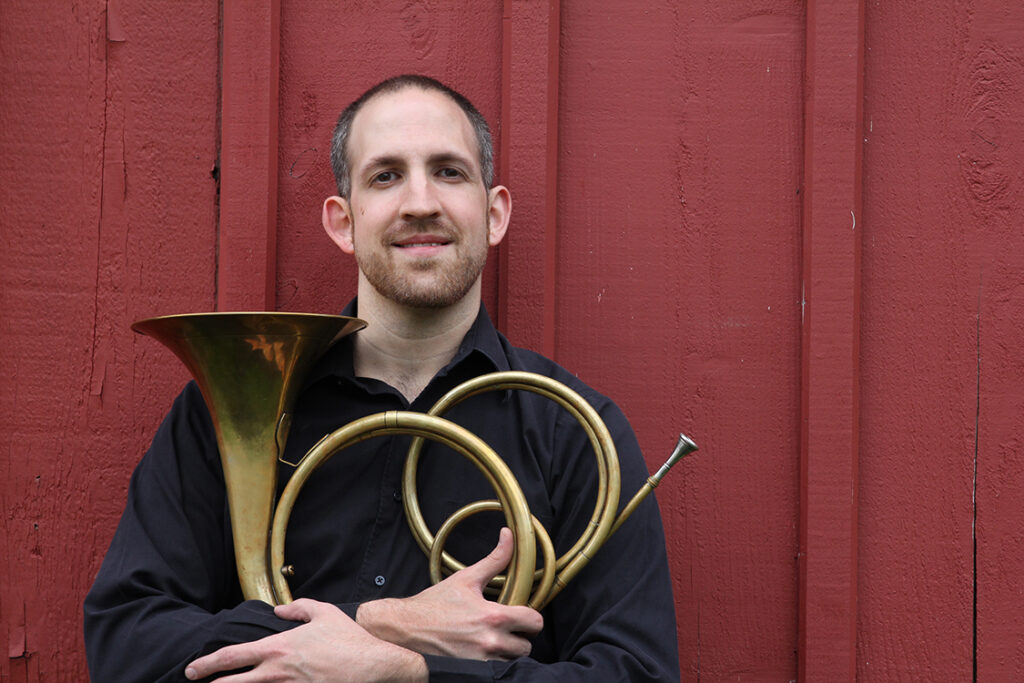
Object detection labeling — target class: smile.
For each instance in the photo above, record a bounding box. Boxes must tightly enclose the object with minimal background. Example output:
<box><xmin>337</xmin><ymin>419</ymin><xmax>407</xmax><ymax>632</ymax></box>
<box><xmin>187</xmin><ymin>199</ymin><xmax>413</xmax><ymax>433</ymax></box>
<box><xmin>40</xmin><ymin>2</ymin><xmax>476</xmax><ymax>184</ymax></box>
<box><xmin>391</xmin><ymin>232</ymin><xmax>453</xmax><ymax>249</ymax></box>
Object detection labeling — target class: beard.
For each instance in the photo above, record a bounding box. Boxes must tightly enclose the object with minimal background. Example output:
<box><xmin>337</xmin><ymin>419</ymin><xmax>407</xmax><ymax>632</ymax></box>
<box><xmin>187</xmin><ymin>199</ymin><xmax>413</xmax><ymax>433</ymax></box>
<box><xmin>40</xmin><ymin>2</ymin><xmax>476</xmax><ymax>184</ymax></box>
<box><xmin>354</xmin><ymin>219</ymin><xmax>489</xmax><ymax>309</ymax></box>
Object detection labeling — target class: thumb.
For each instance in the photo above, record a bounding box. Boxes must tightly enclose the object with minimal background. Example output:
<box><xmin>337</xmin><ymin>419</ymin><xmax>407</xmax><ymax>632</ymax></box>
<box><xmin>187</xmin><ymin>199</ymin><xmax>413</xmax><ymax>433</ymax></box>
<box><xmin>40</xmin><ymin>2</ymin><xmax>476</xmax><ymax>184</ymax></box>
<box><xmin>462</xmin><ymin>527</ymin><xmax>514</xmax><ymax>590</ymax></box>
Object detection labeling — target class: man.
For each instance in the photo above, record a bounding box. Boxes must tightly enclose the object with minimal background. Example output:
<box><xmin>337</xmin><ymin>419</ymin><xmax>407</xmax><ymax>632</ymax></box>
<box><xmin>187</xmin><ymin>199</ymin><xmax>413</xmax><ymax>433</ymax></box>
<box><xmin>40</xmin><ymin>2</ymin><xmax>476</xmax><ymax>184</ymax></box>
<box><xmin>85</xmin><ymin>75</ymin><xmax>680</xmax><ymax>681</ymax></box>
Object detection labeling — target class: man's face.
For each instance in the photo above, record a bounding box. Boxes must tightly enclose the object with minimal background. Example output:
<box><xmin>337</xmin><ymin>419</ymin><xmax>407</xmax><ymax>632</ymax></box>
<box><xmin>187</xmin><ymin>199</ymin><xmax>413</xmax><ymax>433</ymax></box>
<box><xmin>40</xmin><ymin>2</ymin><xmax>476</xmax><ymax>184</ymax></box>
<box><xmin>329</xmin><ymin>87</ymin><xmax>507</xmax><ymax>309</ymax></box>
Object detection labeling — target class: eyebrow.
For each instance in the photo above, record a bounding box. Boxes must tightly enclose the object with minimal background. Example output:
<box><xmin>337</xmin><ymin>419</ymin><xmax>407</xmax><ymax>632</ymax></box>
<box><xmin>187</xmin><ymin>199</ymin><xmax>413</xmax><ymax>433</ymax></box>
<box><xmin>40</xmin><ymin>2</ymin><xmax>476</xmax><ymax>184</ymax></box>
<box><xmin>362</xmin><ymin>154</ymin><xmax>403</xmax><ymax>172</ymax></box>
<box><xmin>426</xmin><ymin>152</ymin><xmax>476</xmax><ymax>170</ymax></box>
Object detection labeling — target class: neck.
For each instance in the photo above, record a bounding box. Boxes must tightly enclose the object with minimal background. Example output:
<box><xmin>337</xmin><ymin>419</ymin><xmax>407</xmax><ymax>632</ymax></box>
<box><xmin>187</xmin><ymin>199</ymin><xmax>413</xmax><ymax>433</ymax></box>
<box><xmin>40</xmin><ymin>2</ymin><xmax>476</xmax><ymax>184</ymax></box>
<box><xmin>352</xmin><ymin>279</ymin><xmax>481</xmax><ymax>402</ymax></box>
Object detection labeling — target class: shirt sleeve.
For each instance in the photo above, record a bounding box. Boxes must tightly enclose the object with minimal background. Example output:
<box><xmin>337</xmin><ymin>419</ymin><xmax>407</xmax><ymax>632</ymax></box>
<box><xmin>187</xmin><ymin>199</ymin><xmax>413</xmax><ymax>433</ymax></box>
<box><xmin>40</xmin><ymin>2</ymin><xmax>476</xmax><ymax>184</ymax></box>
<box><xmin>83</xmin><ymin>383</ymin><xmax>300</xmax><ymax>683</ymax></box>
<box><xmin>422</xmin><ymin>397</ymin><xmax>681</xmax><ymax>682</ymax></box>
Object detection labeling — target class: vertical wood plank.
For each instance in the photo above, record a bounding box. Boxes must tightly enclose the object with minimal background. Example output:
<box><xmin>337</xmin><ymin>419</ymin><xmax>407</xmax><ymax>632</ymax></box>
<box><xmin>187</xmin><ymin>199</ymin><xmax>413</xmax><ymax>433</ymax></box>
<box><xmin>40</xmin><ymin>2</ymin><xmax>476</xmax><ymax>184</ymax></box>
<box><xmin>556</xmin><ymin>3</ymin><xmax>805</xmax><ymax>677</ymax></box>
<box><xmin>0</xmin><ymin>1</ymin><xmax>220</xmax><ymax>678</ymax></box>
<box><xmin>858</xmin><ymin>2</ymin><xmax>979</xmax><ymax>678</ymax></box>
<box><xmin>218</xmin><ymin>0</ymin><xmax>281</xmax><ymax>311</ymax></box>
<box><xmin>498</xmin><ymin>0</ymin><xmax>559</xmax><ymax>357</ymax></box>
<box><xmin>967</xmin><ymin>2</ymin><xmax>1024</xmax><ymax>678</ymax></box>
<box><xmin>799</xmin><ymin>1</ymin><xmax>864</xmax><ymax>679</ymax></box>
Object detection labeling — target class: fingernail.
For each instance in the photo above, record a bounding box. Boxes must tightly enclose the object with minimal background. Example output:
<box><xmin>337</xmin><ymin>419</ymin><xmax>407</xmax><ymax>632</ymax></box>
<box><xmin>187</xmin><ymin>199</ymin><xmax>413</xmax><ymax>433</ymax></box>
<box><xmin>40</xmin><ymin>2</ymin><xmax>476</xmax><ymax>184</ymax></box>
<box><xmin>185</xmin><ymin>667</ymin><xmax>197</xmax><ymax>680</ymax></box>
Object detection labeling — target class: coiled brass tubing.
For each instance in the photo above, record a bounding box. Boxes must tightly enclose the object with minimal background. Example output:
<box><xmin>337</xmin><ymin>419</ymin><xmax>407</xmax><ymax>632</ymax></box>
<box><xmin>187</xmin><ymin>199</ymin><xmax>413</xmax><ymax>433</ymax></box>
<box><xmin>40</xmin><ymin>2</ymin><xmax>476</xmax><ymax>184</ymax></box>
<box><xmin>270</xmin><ymin>408</ymin><xmax>539</xmax><ymax>605</ymax></box>
<box><xmin>270</xmin><ymin>371</ymin><xmax>696</xmax><ymax>611</ymax></box>
<box><xmin>403</xmin><ymin>371</ymin><xmax>621</xmax><ymax>611</ymax></box>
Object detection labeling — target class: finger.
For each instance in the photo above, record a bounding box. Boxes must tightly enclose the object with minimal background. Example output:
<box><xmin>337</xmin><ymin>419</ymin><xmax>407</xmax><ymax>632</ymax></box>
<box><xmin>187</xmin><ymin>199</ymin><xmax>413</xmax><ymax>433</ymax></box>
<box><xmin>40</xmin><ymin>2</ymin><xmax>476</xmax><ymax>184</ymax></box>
<box><xmin>461</xmin><ymin>527</ymin><xmax>514</xmax><ymax>589</ymax></box>
<box><xmin>274</xmin><ymin>598</ymin><xmax>316</xmax><ymax>623</ymax></box>
<box><xmin>489</xmin><ymin>632</ymin><xmax>535</xmax><ymax>661</ymax></box>
<box><xmin>185</xmin><ymin>643</ymin><xmax>259</xmax><ymax>680</ymax></box>
<box><xmin>506</xmin><ymin>605</ymin><xmax>544</xmax><ymax>636</ymax></box>
<box><xmin>193</xmin><ymin>671</ymin><xmax>260</xmax><ymax>683</ymax></box>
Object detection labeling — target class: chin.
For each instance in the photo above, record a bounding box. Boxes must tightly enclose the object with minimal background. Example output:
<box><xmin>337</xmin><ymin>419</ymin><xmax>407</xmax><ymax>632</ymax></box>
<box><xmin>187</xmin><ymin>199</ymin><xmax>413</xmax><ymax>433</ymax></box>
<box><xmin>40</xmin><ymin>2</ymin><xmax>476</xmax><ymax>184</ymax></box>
<box><xmin>363</xmin><ymin>258</ymin><xmax>484</xmax><ymax>310</ymax></box>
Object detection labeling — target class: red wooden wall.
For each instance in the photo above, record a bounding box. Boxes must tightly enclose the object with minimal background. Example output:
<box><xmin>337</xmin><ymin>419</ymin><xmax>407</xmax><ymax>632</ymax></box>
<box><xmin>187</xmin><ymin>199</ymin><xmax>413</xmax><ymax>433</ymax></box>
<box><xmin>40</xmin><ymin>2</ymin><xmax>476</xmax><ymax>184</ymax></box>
<box><xmin>1</xmin><ymin>1</ymin><xmax>1022</xmax><ymax>680</ymax></box>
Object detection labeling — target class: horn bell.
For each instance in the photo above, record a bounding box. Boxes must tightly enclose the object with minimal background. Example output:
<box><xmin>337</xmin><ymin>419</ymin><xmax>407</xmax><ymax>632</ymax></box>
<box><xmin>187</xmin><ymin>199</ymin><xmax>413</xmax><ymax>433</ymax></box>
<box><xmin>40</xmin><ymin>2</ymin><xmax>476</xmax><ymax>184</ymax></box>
<box><xmin>131</xmin><ymin>312</ymin><xmax>366</xmax><ymax>604</ymax></box>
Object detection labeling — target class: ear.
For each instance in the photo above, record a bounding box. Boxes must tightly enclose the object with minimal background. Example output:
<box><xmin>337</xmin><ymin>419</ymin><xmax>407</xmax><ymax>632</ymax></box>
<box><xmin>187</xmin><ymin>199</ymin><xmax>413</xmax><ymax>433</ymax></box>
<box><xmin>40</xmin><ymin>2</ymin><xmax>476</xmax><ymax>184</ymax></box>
<box><xmin>322</xmin><ymin>196</ymin><xmax>354</xmax><ymax>254</ymax></box>
<box><xmin>486</xmin><ymin>185</ymin><xmax>511</xmax><ymax>247</ymax></box>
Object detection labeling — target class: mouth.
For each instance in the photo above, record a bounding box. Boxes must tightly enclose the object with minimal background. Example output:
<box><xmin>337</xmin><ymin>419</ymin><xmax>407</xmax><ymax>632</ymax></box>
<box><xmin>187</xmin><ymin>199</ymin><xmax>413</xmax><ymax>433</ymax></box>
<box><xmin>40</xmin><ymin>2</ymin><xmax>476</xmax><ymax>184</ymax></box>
<box><xmin>396</xmin><ymin>240</ymin><xmax>450</xmax><ymax>248</ymax></box>
<box><xmin>392</xmin><ymin>234</ymin><xmax>453</xmax><ymax>250</ymax></box>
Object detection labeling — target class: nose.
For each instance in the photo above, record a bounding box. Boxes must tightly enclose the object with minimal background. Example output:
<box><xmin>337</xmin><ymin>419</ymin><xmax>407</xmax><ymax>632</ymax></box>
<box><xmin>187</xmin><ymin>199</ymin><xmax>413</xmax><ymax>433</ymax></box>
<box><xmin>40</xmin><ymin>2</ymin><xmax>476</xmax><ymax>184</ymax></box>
<box><xmin>399</xmin><ymin>171</ymin><xmax>442</xmax><ymax>220</ymax></box>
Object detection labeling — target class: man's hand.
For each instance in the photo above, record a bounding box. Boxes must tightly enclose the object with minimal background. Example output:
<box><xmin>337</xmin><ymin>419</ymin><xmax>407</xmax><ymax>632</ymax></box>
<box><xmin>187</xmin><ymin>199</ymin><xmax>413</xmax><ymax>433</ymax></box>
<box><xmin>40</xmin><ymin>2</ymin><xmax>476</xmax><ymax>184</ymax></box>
<box><xmin>184</xmin><ymin>599</ymin><xmax>427</xmax><ymax>682</ymax></box>
<box><xmin>356</xmin><ymin>528</ymin><xmax>544</xmax><ymax>661</ymax></box>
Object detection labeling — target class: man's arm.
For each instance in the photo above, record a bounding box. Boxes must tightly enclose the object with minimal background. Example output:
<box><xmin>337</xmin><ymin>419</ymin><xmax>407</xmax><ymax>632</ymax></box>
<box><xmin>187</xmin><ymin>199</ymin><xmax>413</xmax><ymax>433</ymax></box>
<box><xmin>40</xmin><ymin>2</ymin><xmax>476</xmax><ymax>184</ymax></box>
<box><xmin>84</xmin><ymin>384</ymin><xmax>301</xmax><ymax>682</ymax></box>
<box><xmin>355</xmin><ymin>528</ymin><xmax>543</xmax><ymax>660</ymax></box>
<box><xmin>184</xmin><ymin>530</ymin><xmax>537</xmax><ymax>681</ymax></box>
<box><xmin>359</xmin><ymin>395</ymin><xmax>680</xmax><ymax>682</ymax></box>
<box><xmin>405</xmin><ymin>394</ymin><xmax>681</xmax><ymax>682</ymax></box>
<box><xmin>184</xmin><ymin>600</ymin><xmax>428</xmax><ymax>683</ymax></box>
<box><xmin>86</xmin><ymin>382</ymin><xmax>678</xmax><ymax>682</ymax></box>
<box><xmin>179</xmin><ymin>399</ymin><xmax>680</xmax><ymax>683</ymax></box>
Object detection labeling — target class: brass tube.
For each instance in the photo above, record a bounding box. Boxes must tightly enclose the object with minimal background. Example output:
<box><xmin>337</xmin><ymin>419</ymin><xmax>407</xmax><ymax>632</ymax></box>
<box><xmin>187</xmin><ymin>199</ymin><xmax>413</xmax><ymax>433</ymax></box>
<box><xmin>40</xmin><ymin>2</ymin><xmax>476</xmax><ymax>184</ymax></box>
<box><xmin>609</xmin><ymin>433</ymin><xmax>698</xmax><ymax>537</ymax></box>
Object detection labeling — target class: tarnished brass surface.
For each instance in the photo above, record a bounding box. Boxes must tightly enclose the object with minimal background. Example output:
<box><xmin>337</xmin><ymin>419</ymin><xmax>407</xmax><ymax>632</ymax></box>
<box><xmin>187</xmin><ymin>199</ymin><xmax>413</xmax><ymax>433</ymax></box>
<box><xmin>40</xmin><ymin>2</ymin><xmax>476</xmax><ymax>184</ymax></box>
<box><xmin>134</xmin><ymin>312</ymin><xmax>697</xmax><ymax>608</ymax></box>
<box><xmin>132</xmin><ymin>312</ymin><xmax>366</xmax><ymax>604</ymax></box>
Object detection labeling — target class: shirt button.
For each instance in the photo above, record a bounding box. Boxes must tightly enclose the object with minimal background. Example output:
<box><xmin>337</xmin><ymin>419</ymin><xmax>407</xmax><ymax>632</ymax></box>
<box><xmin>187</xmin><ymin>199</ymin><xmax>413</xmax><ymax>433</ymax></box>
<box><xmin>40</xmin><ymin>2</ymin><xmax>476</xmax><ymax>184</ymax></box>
<box><xmin>375</xmin><ymin>575</ymin><xmax>386</xmax><ymax>586</ymax></box>
<box><xmin>392</xmin><ymin>489</ymin><xmax>402</xmax><ymax>502</ymax></box>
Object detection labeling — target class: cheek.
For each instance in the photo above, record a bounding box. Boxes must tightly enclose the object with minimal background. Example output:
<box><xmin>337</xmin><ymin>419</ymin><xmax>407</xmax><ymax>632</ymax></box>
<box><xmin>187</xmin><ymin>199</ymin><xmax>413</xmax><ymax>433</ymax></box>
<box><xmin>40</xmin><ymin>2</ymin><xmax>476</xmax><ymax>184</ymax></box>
<box><xmin>349</xmin><ymin>204</ymin><xmax>390</xmax><ymax>242</ymax></box>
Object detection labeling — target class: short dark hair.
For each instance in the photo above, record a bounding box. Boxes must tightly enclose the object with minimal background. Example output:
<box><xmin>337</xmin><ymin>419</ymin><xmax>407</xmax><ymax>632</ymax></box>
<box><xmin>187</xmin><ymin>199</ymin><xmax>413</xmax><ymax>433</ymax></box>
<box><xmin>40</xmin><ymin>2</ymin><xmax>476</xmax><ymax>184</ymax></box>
<box><xmin>329</xmin><ymin>74</ymin><xmax>495</xmax><ymax>198</ymax></box>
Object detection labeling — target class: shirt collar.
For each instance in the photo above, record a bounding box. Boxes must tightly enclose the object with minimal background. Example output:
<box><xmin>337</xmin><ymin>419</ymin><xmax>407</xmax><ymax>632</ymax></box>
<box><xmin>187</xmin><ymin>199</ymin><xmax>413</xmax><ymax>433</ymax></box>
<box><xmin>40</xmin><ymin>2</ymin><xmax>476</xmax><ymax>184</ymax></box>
<box><xmin>303</xmin><ymin>298</ymin><xmax>509</xmax><ymax>389</ymax></box>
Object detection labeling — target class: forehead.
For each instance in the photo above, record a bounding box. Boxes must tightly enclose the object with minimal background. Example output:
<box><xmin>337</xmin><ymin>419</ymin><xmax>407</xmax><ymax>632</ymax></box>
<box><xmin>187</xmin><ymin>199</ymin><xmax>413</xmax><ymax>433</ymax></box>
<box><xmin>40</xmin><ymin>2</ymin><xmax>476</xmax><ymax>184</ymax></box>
<box><xmin>347</xmin><ymin>87</ymin><xmax>480</xmax><ymax>170</ymax></box>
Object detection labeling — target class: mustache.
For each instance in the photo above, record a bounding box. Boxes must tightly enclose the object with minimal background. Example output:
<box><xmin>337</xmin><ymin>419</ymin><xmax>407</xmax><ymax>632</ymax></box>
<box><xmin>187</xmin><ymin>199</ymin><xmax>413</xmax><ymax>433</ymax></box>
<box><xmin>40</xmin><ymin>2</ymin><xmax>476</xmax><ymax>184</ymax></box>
<box><xmin>384</xmin><ymin>218</ymin><xmax>456</xmax><ymax>241</ymax></box>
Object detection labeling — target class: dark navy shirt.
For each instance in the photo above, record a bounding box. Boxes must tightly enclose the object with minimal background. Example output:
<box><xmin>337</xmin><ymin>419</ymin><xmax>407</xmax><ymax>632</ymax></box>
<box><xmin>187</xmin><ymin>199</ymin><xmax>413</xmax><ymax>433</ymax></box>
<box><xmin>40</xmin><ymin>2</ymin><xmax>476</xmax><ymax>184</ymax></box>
<box><xmin>84</xmin><ymin>304</ymin><xmax>680</xmax><ymax>682</ymax></box>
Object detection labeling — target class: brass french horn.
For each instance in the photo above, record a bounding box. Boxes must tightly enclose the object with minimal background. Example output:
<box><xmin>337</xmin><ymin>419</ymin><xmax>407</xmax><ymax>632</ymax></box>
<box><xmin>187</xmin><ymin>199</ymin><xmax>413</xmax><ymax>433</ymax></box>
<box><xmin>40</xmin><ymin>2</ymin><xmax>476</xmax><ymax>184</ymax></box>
<box><xmin>132</xmin><ymin>312</ymin><xmax>696</xmax><ymax>610</ymax></box>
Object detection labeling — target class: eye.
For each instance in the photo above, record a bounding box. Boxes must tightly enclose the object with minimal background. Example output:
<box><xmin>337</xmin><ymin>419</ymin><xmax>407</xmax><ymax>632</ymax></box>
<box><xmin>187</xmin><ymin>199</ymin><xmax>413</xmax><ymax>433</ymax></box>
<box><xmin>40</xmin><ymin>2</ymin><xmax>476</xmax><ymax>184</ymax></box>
<box><xmin>437</xmin><ymin>167</ymin><xmax>465</xmax><ymax>181</ymax></box>
<box><xmin>371</xmin><ymin>170</ymin><xmax>398</xmax><ymax>185</ymax></box>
